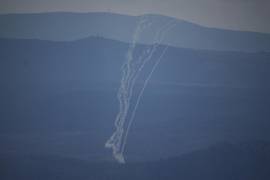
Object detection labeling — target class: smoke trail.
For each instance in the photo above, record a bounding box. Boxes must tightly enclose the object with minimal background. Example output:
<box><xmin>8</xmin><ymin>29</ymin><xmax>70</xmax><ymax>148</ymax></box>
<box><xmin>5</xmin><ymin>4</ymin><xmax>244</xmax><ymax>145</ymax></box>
<box><xmin>120</xmin><ymin>22</ymin><xmax>177</xmax><ymax>155</ymax></box>
<box><xmin>105</xmin><ymin>16</ymin><xmax>150</xmax><ymax>163</ymax></box>
<box><xmin>105</xmin><ymin>15</ymin><xmax>176</xmax><ymax>163</ymax></box>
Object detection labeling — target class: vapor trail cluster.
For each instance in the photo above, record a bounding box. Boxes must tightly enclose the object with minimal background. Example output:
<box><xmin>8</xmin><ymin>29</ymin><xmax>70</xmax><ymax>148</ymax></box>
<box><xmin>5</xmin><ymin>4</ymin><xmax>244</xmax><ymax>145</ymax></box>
<box><xmin>105</xmin><ymin>15</ymin><xmax>176</xmax><ymax>163</ymax></box>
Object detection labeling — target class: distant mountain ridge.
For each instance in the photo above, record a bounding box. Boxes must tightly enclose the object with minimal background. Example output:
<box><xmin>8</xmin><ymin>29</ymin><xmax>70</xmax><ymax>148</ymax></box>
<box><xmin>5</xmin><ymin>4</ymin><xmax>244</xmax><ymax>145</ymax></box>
<box><xmin>1</xmin><ymin>12</ymin><xmax>270</xmax><ymax>52</ymax></box>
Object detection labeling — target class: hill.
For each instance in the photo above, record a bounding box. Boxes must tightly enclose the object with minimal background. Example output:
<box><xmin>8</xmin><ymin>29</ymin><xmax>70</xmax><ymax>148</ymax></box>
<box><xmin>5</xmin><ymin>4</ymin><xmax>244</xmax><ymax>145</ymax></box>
<box><xmin>1</xmin><ymin>12</ymin><xmax>270</xmax><ymax>51</ymax></box>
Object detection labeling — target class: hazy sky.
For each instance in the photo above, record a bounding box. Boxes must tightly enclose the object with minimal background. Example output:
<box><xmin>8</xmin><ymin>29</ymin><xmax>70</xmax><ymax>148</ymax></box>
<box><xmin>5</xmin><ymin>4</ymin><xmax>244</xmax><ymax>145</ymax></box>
<box><xmin>0</xmin><ymin>0</ymin><xmax>269</xmax><ymax>33</ymax></box>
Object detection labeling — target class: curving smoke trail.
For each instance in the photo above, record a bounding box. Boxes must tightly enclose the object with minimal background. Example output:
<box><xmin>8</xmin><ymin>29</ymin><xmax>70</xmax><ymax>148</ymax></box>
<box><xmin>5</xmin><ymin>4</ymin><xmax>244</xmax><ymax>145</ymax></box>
<box><xmin>120</xmin><ymin>21</ymin><xmax>177</xmax><ymax>155</ymax></box>
<box><xmin>105</xmin><ymin>15</ymin><xmax>176</xmax><ymax>163</ymax></box>
<box><xmin>105</xmin><ymin>16</ymin><xmax>150</xmax><ymax>163</ymax></box>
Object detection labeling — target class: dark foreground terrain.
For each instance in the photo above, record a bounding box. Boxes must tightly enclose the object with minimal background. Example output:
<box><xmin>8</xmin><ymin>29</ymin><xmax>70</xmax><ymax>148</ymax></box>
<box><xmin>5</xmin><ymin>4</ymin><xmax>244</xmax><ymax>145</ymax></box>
<box><xmin>1</xmin><ymin>141</ymin><xmax>270</xmax><ymax>180</ymax></box>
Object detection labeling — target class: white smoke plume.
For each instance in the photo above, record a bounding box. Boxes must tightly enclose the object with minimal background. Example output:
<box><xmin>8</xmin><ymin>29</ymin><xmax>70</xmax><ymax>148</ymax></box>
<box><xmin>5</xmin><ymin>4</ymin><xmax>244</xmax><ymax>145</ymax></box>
<box><xmin>105</xmin><ymin>15</ymin><xmax>176</xmax><ymax>163</ymax></box>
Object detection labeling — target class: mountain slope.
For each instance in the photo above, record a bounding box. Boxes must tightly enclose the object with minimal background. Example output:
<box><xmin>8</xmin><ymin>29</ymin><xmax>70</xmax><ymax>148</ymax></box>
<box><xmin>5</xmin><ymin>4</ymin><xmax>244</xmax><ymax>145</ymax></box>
<box><xmin>0</xmin><ymin>37</ymin><xmax>270</xmax><ymax>162</ymax></box>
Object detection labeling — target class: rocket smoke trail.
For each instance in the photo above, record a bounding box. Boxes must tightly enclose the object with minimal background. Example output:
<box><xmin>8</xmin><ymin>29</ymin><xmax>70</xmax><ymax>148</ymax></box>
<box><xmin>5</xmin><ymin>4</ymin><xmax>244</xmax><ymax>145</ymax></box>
<box><xmin>105</xmin><ymin>15</ymin><xmax>176</xmax><ymax>163</ymax></box>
